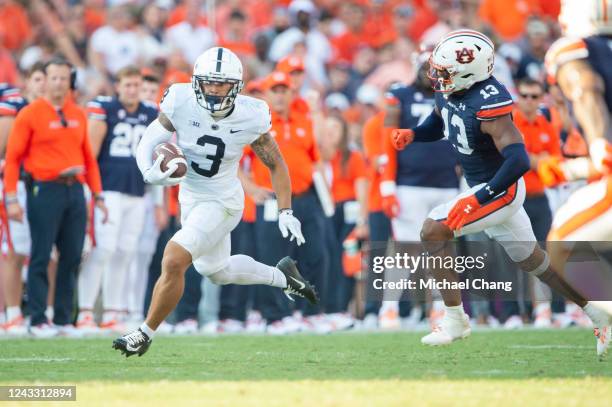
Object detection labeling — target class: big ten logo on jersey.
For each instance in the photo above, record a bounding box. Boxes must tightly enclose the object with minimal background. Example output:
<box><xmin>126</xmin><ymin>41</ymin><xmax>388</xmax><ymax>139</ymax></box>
<box><xmin>109</xmin><ymin>117</ymin><xmax>147</xmax><ymax>158</ymax></box>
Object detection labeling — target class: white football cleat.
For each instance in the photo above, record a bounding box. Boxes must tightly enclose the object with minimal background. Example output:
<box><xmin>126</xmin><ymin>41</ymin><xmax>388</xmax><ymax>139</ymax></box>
<box><xmin>421</xmin><ymin>313</ymin><xmax>471</xmax><ymax>346</ymax></box>
<box><xmin>583</xmin><ymin>302</ymin><xmax>612</xmax><ymax>359</ymax></box>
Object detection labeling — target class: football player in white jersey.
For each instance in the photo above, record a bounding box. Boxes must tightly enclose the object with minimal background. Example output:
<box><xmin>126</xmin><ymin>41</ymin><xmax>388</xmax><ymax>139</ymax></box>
<box><xmin>113</xmin><ymin>47</ymin><xmax>318</xmax><ymax>357</ymax></box>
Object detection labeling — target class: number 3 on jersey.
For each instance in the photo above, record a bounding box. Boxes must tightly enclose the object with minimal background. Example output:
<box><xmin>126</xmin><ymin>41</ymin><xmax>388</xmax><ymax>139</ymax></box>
<box><xmin>441</xmin><ymin>107</ymin><xmax>473</xmax><ymax>155</ymax></box>
<box><xmin>191</xmin><ymin>135</ymin><xmax>226</xmax><ymax>177</ymax></box>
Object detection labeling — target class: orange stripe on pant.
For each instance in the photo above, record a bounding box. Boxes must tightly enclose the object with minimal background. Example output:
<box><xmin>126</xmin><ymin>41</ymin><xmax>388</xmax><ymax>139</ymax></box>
<box><xmin>463</xmin><ymin>182</ymin><xmax>518</xmax><ymax>226</ymax></box>
<box><xmin>548</xmin><ymin>177</ymin><xmax>612</xmax><ymax>240</ymax></box>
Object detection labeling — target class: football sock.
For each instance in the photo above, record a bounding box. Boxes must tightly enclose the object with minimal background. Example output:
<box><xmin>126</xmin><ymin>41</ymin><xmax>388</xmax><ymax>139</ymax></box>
<box><xmin>445</xmin><ymin>304</ymin><xmax>466</xmax><ymax>319</ymax></box>
<box><xmin>207</xmin><ymin>254</ymin><xmax>287</xmax><ymax>287</ymax></box>
<box><xmin>6</xmin><ymin>306</ymin><xmax>22</xmax><ymax>321</ymax></box>
<box><xmin>140</xmin><ymin>322</ymin><xmax>155</xmax><ymax>338</ymax></box>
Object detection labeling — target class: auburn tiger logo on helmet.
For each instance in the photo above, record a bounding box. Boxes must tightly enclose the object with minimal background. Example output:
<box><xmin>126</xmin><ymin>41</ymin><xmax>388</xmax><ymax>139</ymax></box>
<box><xmin>455</xmin><ymin>48</ymin><xmax>475</xmax><ymax>64</ymax></box>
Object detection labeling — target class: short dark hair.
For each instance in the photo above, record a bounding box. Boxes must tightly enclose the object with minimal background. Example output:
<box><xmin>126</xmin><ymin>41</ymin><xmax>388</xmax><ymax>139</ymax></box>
<box><xmin>143</xmin><ymin>74</ymin><xmax>160</xmax><ymax>84</ymax></box>
<box><xmin>229</xmin><ymin>9</ymin><xmax>246</xmax><ymax>21</ymax></box>
<box><xmin>26</xmin><ymin>61</ymin><xmax>46</xmax><ymax>78</ymax></box>
<box><xmin>516</xmin><ymin>77</ymin><xmax>544</xmax><ymax>91</ymax></box>
<box><xmin>44</xmin><ymin>57</ymin><xmax>72</xmax><ymax>73</ymax></box>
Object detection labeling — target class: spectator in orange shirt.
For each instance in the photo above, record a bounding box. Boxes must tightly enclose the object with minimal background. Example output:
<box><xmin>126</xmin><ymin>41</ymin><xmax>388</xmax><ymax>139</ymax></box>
<box><xmin>246</xmin><ymin>71</ymin><xmax>330</xmax><ymax>333</ymax></box>
<box><xmin>165</xmin><ymin>0</ymin><xmax>207</xmax><ymax>28</ymax></box>
<box><xmin>320</xmin><ymin>115</ymin><xmax>367</xmax><ymax>328</ymax></box>
<box><xmin>218</xmin><ymin>10</ymin><xmax>256</xmax><ymax>58</ymax></box>
<box><xmin>479</xmin><ymin>0</ymin><xmax>542</xmax><ymax>42</ymax></box>
<box><xmin>331</xmin><ymin>2</ymin><xmax>369</xmax><ymax>63</ymax></box>
<box><xmin>0</xmin><ymin>0</ymin><xmax>32</xmax><ymax>51</ymax></box>
<box><xmin>514</xmin><ymin>78</ymin><xmax>561</xmax><ymax>242</ymax></box>
<box><xmin>3</xmin><ymin>58</ymin><xmax>107</xmax><ymax>336</ymax></box>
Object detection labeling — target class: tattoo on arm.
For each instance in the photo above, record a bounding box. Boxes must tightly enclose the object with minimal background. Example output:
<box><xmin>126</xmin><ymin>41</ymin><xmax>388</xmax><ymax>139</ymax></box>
<box><xmin>252</xmin><ymin>132</ymin><xmax>283</xmax><ymax>170</ymax></box>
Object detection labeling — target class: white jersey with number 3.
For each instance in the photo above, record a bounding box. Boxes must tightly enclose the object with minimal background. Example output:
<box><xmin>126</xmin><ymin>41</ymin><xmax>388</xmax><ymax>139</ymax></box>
<box><xmin>160</xmin><ymin>83</ymin><xmax>271</xmax><ymax>209</ymax></box>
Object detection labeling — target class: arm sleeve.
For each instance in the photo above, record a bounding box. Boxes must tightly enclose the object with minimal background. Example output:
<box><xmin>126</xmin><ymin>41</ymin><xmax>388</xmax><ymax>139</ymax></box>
<box><xmin>474</xmin><ymin>142</ymin><xmax>530</xmax><ymax>204</ymax></box>
<box><xmin>3</xmin><ymin>110</ymin><xmax>32</xmax><ymax>194</ymax></box>
<box><xmin>412</xmin><ymin>110</ymin><xmax>445</xmax><ymax>142</ymax></box>
<box><xmin>136</xmin><ymin>118</ymin><xmax>173</xmax><ymax>175</ymax></box>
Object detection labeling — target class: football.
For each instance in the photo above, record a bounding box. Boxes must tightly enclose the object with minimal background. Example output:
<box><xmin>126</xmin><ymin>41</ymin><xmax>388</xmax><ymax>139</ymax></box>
<box><xmin>153</xmin><ymin>142</ymin><xmax>188</xmax><ymax>178</ymax></box>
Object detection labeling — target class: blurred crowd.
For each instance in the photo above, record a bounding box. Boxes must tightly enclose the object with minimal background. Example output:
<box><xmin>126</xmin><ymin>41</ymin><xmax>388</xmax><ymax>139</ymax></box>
<box><xmin>0</xmin><ymin>0</ymin><xmax>598</xmax><ymax>337</ymax></box>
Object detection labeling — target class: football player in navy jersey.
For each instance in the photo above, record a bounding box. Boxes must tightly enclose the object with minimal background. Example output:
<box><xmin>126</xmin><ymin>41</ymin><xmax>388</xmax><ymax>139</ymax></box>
<box><xmin>77</xmin><ymin>66</ymin><xmax>159</xmax><ymax>332</ymax></box>
<box><xmin>378</xmin><ymin>48</ymin><xmax>459</xmax><ymax>328</ymax></box>
<box><xmin>538</xmin><ymin>0</ymin><xmax>612</xmax><ymax>353</ymax></box>
<box><xmin>390</xmin><ymin>29</ymin><xmax>611</xmax><ymax>356</ymax></box>
<box><xmin>0</xmin><ymin>62</ymin><xmax>46</xmax><ymax>335</ymax></box>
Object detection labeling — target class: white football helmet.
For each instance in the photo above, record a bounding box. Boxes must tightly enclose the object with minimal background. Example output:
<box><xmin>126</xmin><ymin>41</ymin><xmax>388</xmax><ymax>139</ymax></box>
<box><xmin>559</xmin><ymin>0</ymin><xmax>612</xmax><ymax>37</ymax></box>
<box><xmin>428</xmin><ymin>29</ymin><xmax>495</xmax><ymax>93</ymax></box>
<box><xmin>192</xmin><ymin>47</ymin><xmax>244</xmax><ymax>115</ymax></box>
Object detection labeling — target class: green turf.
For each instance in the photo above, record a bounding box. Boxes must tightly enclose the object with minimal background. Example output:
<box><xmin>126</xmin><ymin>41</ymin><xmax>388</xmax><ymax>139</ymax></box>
<box><xmin>0</xmin><ymin>329</ymin><xmax>609</xmax><ymax>383</ymax></box>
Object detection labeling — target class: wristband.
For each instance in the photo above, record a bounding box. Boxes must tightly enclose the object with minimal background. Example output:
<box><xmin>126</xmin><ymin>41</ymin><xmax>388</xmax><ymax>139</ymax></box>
<box><xmin>278</xmin><ymin>208</ymin><xmax>292</xmax><ymax>215</ymax></box>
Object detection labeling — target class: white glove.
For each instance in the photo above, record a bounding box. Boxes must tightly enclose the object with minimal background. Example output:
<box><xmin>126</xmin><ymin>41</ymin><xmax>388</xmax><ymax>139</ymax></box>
<box><xmin>278</xmin><ymin>209</ymin><xmax>306</xmax><ymax>246</ymax></box>
<box><xmin>143</xmin><ymin>154</ymin><xmax>184</xmax><ymax>186</ymax></box>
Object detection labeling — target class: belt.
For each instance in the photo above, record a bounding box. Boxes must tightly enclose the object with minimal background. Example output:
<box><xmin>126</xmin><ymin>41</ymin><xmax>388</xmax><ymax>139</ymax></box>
<box><xmin>49</xmin><ymin>175</ymin><xmax>79</xmax><ymax>186</ymax></box>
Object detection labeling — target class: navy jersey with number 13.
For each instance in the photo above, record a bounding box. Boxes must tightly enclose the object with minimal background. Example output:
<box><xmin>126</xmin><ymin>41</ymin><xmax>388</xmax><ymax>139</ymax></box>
<box><xmin>434</xmin><ymin>76</ymin><xmax>514</xmax><ymax>187</ymax></box>
<box><xmin>87</xmin><ymin>96</ymin><xmax>158</xmax><ymax>196</ymax></box>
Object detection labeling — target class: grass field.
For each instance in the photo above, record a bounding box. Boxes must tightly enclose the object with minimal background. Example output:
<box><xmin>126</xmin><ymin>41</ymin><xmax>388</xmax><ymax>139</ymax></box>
<box><xmin>0</xmin><ymin>328</ymin><xmax>610</xmax><ymax>406</ymax></box>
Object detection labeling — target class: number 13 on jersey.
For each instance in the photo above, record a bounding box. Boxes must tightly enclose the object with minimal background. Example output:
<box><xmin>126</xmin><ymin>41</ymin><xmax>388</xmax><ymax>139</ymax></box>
<box><xmin>441</xmin><ymin>107</ymin><xmax>473</xmax><ymax>155</ymax></box>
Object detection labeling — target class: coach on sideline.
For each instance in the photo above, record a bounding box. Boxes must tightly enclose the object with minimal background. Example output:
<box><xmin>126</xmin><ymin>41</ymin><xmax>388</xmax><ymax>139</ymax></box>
<box><xmin>3</xmin><ymin>58</ymin><xmax>108</xmax><ymax>337</ymax></box>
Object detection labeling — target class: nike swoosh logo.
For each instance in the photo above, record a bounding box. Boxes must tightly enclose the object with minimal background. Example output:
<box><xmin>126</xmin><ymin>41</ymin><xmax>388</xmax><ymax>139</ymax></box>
<box><xmin>289</xmin><ymin>276</ymin><xmax>305</xmax><ymax>290</ymax></box>
<box><xmin>126</xmin><ymin>343</ymin><xmax>139</xmax><ymax>352</ymax></box>
<box><xmin>229</xmin><ymin>129</ymin><xmax>243</xmax><ymax>134</ymax></box>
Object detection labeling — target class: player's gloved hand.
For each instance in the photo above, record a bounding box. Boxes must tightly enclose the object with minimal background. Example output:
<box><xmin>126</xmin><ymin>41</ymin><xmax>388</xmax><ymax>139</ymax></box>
<box><xmin>391</xmin><ymin>129</ymin><xmax>414</xmax><ymax>150</ymax></box>
<box><xmin>278</xmin><ymin>209</ymin><xmax>306</xmax><ymax>246</ymax></box>
<box><xmin>381</xmin><ymin>194</ymin><xmax>400</xmax><ymax>218</ymax></box>
<box><xmin>537</xmin><ymin>156</ymin><xmax>568</xmax><ymax>187</ymax></box>
<box><xmin>444</xmin><ymin>194</ymin><xmax>481</xmax><ymax>231</ymax></box>
<box><xmin>143</xmin><ymin>154</ymin><xmax>184</xmax><ymax>186</ymax></box>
